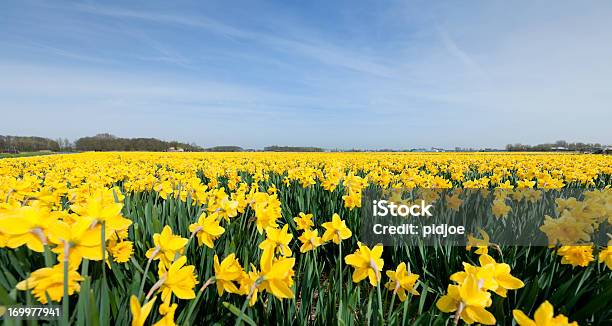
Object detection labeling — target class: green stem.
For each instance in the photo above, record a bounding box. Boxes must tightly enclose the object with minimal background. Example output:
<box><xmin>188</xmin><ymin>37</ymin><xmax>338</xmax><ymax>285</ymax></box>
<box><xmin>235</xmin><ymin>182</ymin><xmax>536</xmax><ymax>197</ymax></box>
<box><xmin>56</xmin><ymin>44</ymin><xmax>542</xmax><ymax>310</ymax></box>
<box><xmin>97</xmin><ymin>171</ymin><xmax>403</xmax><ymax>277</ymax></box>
<box><xmin>235</xmin><ymin>278</ymin><xmax>262</xmax><ymax>326</ymax></box>
<box><xmin>138</xmin><ymin>247</ymin><xmax>159</xmax><ymax>300</ymax></box>
<box><xmin>311</xmin><ymin>249</ymin><xmax>319</xmax><ymax>280</ymax></box>
<box><xmin>235</xmin><ymin>289</ymin><xmax>250</xmax><ymax>326</ymax></box>
<box><xmin>338</xmin><ymin>240</ymin><xmax>343</xmax><ymax>323</ymax></box>
<box><xmin>338</xmin><ymin>240</ymin><xmax>342</xmax><ymax>288</ymax></box>
<box><xmin>376</xmin><ymin>282</ymin><xmax>384</xmax><ymax>325</ymax></box>
<box><xmin>183</xmin><ymin>277</ymin><xmax>215</xmax><ymax>323</ymax></box>
<box><xmin>100</xmin><ymin>222</ymin><xmax>107</xmax><ymax>325</ymax></box>
<box><xmin>43</xmin><ymin>245</ymin><xmax>53</xmax><ymax>267</ymax></box>
<box><xmin>62</xmin><ymin>241</ymin><xmax>69</xmax><ymax>326</ymax></box>
<box><xmin>387</xmin><ymin>292</ymin><xmax>396</xmax><ymax>322</ymax></box>
<box><xmin>81</xmin><ymin>259</ymin><xmax>89</xmax><ymax>277</ymax></box>
<box><xmin>130</xmin><ymin>256</ymin><xmax>145</xmax><ymax>274</ymax></box>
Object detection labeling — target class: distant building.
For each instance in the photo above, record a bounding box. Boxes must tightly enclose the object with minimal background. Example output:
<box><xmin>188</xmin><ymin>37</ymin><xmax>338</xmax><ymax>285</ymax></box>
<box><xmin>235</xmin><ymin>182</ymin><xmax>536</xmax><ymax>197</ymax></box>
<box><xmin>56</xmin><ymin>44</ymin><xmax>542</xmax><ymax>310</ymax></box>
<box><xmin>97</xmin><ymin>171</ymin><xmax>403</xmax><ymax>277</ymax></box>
<box><xmin>167</xmin><ymin>147</ymin><xmax>184</xmax><ymax>152</ymax></box>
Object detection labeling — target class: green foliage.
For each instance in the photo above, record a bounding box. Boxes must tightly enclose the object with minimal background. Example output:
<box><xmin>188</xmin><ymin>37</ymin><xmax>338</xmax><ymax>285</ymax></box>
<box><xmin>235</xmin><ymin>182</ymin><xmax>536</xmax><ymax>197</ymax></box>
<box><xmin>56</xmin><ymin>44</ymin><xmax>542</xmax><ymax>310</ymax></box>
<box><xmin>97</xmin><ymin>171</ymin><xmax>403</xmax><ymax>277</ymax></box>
<box><xmin>264</xmin><ymin>146</ymin><xmax>324</xmax><ymax>152</ymax></box>
<box><xmin>0</xmin><ymin>171</ymin><xmax>610</xmax><ymax>325</ymax></box>
<box><xmin>506</xmin><ymin>140</ymin><xmax>608</xmax><ymax>152</ymax></box>
<box><xmin>0</xmin><ymin>152</ymin><xmax>55</xmax><ymax>159</ymax></box>
<box><xmin>74</xmin><ymin>134</ymin><xmax>203</xmax><ymax>152</ymax></box>
<box><xmin>0</xmin><ymin>135</ymin><xmax>60</xmax><ymax>152</ymax></box>
<box><xmin>205</xmin><ymin>146</ymin><xmax>244</xmax><ymax>152</ymax></box>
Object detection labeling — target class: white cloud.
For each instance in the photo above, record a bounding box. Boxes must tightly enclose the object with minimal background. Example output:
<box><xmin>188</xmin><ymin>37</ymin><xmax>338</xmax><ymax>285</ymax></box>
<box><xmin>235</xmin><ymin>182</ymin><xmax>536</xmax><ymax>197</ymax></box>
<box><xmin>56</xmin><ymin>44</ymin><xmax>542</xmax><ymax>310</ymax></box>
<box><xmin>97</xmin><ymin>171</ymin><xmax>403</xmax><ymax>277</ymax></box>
<box><xmin>0</xmin><ymin>1</ymin><xmax>611</xmax><ymax>148</ymax></box>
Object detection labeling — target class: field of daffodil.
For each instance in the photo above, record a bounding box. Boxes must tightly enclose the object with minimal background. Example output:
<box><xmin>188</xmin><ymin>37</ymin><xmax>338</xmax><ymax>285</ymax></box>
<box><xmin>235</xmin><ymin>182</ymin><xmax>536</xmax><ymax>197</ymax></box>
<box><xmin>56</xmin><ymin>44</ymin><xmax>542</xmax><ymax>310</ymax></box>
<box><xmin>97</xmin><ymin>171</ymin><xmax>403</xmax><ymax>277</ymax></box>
<box><xmin>0</xmin><ymin>152</ymin><xmax>611</xmax><ymax>325</ymax></box>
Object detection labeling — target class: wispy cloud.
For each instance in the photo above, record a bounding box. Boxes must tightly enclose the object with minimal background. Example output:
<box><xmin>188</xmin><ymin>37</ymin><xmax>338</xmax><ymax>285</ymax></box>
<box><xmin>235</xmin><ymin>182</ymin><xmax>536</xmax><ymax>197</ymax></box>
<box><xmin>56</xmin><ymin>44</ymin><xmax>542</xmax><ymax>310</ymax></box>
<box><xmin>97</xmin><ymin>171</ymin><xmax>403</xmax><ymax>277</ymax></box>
<box><xmin>435</xmin><ymin>24</ymin><xmax>487</xmax><ymax>79</ymax></box>
<box><xmin>0</xmin><ymin>0</ymin><xmax>611</xmax><ymax>148</ymax></box>
<box><xmin>74</xmin><ymin>4</ymin><xmax>396</xmax><ymax>78</ymax></box>
<box><xmin>1</xmin><ymin>41</ymin><xmax>114</xmax><ymax>64</ymax></box>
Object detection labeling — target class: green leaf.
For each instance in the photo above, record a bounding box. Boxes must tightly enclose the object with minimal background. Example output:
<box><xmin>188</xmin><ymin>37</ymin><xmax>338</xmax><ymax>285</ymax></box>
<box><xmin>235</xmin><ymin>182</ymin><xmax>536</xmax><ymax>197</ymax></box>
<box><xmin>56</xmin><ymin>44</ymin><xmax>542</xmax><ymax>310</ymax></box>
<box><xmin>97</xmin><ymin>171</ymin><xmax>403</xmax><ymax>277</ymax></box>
<box><xmin>222</xmin><ymin>302</ymin><xmax>256</xmax><ymax>326</ymax></box>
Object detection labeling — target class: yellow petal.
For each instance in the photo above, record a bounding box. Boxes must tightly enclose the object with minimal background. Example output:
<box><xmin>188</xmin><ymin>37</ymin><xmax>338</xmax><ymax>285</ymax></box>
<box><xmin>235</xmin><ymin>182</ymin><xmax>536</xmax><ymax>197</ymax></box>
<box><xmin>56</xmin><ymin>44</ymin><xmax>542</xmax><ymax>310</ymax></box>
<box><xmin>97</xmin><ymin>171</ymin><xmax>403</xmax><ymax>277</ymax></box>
<box><xmin>534</xmin><ymin>301</ymin><xmax>554</xmax><ymax>324</ymax></box>
<box><xmin>352</xmin><ymin>268</ymin><xmax>368</xmax><ymax>283</ymax></box>
<box><xmin>367</xmin><ymin>268</ymin><xmax>379</xmax><ymax>286</ymax></box>
<box><xmin>268</xmin><ymin>279</ymin><xmax>293</xmax><ymax>298</ymax></box>
<box><xmin>465</xmin><ymin>306</ymin><xmax>496</xmax><ymax>325</ymax></box>
<box><xmin>370</xmin><ymin>245</ymin><xmax>383</xmax><ymax>258</ymax></box>
<box><xmin>171</xmin><ymin>286</ymin><xmax>195</xmax><ymax>300</ymax></box>
<box><xmin>436</xmin><ymin>294</ymin><xmax>458</xmax><ymax>313</ymax></box>
<box><xmin>512</xmin><ymin>310</ymin><xmax>536</xmax><ymax>326</ymax></box>
<box><xmin>496</xmin><ymin>273</ymin><xmax>524</xmax><ymax>290</ymax></box>
<box><xmin>344</xmin><ymin>254</ymin><xmax>366</xmax><ymax>267</ymax></box>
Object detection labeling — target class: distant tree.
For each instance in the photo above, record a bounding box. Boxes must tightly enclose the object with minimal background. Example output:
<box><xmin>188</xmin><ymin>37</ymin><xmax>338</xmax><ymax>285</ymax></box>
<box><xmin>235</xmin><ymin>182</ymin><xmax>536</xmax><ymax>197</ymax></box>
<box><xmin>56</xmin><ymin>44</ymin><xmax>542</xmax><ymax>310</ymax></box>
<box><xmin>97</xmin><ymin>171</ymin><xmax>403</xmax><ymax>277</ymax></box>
<box><xmin>0</xmin><ymin>135</ymin><xmax>60</xmax><ymax>152</ymax></box>
<box><xmin>55</xmin><ymin>138</ymin><xmax>73</xmax><ymax>152</ymax></box>
<box><xmin>206</xmin><ymin>146</ymin><xmax>243</xmax><ymax>152</ymax></box>
<box><xmin>264</xmin><ymin>145</ymin><xmax>324</xmax><ymax>152</ymax></box>
<box><xmin>74</xmin><ymin>134</ymin><xmax>203</xmax><ymax>152</ymax></box>
<box><xmin>94</xmin><ymin>133</ymin><xmax>117</xmax><ymax>139</ymax></box>
<box><xmin>506</xmin><ymin>140</ymin><xmax>606</xmax><ymax>152</ymax></box>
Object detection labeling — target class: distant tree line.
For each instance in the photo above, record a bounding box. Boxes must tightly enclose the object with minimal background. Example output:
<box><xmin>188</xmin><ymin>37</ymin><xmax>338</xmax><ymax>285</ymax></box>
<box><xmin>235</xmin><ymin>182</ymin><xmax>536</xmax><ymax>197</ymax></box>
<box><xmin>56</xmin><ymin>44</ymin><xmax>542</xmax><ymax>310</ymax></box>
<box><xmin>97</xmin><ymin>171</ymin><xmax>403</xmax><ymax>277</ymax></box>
<box><xmin>506</xmin><ymin>140</ymin><xmax>606</xmax><ymax>152</ymax></box>
<box><xmin>0</xmin><ymin>135</ymin><xmax>60</xmax><ymax>152</ymax></box>
<box><xmin>264</xmin><ymin>145</ymin><xmax>324</xmax><ymax>152</ymax></box>
<box><xmin>205</xmin><ymin>146</ymin><xmax>244</xmax><ymax>152</ymax></box>
<box><xmin>74</xmin><ymin>134</ymin><xmax>203</xmax><ymax>152</ymax></box>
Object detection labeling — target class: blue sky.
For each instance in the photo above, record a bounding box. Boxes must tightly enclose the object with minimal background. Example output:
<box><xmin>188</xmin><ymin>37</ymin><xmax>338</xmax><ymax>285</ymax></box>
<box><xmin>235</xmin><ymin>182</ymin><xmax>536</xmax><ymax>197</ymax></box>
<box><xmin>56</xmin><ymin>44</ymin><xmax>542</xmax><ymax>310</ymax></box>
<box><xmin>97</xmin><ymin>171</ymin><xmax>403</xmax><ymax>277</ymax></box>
<box><xmin>1</xmin><ymin>0</ymin><xmax>611</xmax><ymax>149</ymax></box>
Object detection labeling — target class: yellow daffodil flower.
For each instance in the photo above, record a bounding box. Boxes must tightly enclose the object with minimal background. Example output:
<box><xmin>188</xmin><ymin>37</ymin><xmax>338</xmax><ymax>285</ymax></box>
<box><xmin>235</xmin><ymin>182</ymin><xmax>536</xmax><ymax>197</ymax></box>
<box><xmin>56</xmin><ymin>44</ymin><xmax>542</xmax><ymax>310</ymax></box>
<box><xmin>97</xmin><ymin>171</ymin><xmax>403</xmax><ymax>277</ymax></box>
<box><xmin>450</xmin><ymin>254</ymin><xmax>523</xmax><ymax>297</ymax></box>
<box><xmin>70</xmin><ymin>190</ymin><xmax>132</xmax><ymax>233</ymax></box>
<box><xmin>213</xmin><ymin>254</ymin><xmax>243</xmax><ymax>295</ymax></box>
<box><xmin>466</xmin><ymin>228</ymin><xmax>490</xmax><ymax>255</ymax></box>
<box><xmin>598</xmin><ymin>244</ymin><xmax>612</xmax><ymax>269</ymax></box>
<box><xmin>188</xmin><ymin>212</ymin><xmax>225</xmax><ymax>248</ymax></box>
<box><xmin>250</xmin><ymin>192</ymin><xmax>282</xmax><ymax>234</ymax></box>
<box><xmin>109</xmin><ymin>240</ymin><xmax>134</xmax><ymax>263</ymax></box>
<box><xmin>557</xmin><ymin>245</ymin><xmax>594</xmax><ymax>267</ymax></box>
<box><xmin>158</xmin><ymin>256</ymin><xmax>198</xmax><ymax>304</ymax></box>
<box><xmin>146</xmin><ymin>226</ymin><xmax>188</xmax><ymax>269</ymax></box>
<box><xmin>0</xmin><ymin>205</ymin><xmax>55</xmax><ymax>252</ymax></box>
<box><xmin>152</xmin><ymin>302</ymin><xmax>177</xmax><ymax>326</ymax></box>
<box><xmin>513</xmin><ymin>301</ymin><xmax>578</xmax><ymax>326</ymax></box>
<box><xmin>492</xmin><ymin>198</ymin><xmax>511</xmax><ymax>218</ymax></box>
<box><xmin>16</xmin><ymin>262</ymin><xmax>83</xmax><ymax>304</ymax></box>
<box><xmin>344</xmin><ymin>242</ymin><xmax>384</xmax><ymax>286</ymax></box>
<box><xmin>259</xmin><ymin>225</ymin><xmax>293</xmax><ymax>262</ymax></box>
<box><xmin>48</xmin><ymin>217</ymin><xmax>107</xmax><ymax>264</ymax></box>
<box><xmin>293</xmin><ymin>212</ymin><xmax>314</xmax><ymax>231</ymax></box>
<box><xmin>259</xmin><ymin>255</ymin><xmax>295</xmax><ymax>300</ymax></box>
<box><xmin>130</xmin><ymin>295</ymin><xmax>157</xmax><ymax>326</ymax></box>
<box><xmin>298</xmin><ymin>229</ymin><xmax>322</xmax><ymax>253</ymax></box>
<box><xmin>321</xmin><ymin>213</ymin><xmax>352</xmax><ymax>244</ymax></box>
<box><xmin>436</xmin><ymin>274</ymin><xmax>495</xmax><ymax>325</ymax></box>
<box><xmin>385</xmin><ymin>262</ymin><xmax>419</xmax><ymax>301</ymax></box>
